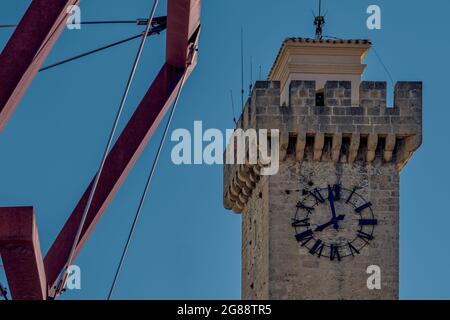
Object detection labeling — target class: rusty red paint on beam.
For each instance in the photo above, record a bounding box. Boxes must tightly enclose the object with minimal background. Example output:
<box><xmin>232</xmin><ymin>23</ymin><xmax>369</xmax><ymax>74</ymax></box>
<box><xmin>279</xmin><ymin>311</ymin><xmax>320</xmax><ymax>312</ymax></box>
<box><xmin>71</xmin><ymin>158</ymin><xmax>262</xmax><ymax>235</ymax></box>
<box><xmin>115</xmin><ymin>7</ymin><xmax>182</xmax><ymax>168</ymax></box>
<box><xmin>166</xmin><ymin>0</ymin><xmax>201</xmax><ymax>68</ymax></box>
<box><xmin>0</xmin><ymin>207</ymin><xmax>47</xmax><ymax>300</ymax></box>
<box><xmin>0</xmin><ymin>0</ymin><xmax>79</xmax><ymax>132</ymax></box>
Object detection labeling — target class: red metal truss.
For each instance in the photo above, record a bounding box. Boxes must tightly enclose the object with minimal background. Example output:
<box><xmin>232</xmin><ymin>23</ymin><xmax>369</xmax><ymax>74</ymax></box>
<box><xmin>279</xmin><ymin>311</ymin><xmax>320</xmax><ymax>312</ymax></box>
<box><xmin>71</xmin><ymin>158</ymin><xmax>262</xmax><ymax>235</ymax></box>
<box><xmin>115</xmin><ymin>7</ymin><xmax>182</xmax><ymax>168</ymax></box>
<box><xmin>166</xmin><ymin>0</ymin><xmax>201</xmax><ymax>68</ymax></box>
<box><xmin>0</xmin><ymin>0</ymin><xmax>80</xmax><ymax>132</ymax></box>
<box><xmin>0</xmin><ymin>0</ymin><xmax>201</xmax><ymax>300</ymax></box>
<box><xmin>0</xmin><ymin>207</ymin><xmax>47</xmax><ymax>300</ymax></box>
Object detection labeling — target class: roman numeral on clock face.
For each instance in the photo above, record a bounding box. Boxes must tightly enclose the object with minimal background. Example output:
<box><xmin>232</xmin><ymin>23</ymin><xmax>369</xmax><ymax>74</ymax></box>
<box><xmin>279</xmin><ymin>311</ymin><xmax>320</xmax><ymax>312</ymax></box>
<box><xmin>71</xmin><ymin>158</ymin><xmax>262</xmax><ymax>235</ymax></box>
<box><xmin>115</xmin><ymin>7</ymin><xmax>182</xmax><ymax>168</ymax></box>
<box><xmin>359</xmin><ymin>219</ymin><xmax>378</xmax><ymax>226</ymax></box>
<box><xmin>330</xmin><ymin>184</ymin><xmax>341</xmax><ymax>201</ymax></box>
<box><xmin>309</xmin><ymin>189</ymin><xmax>325</xmax><ymax>204</ymax></box>
<box><xmin>309</xmin><ymin>239</ymin><xmax>324</xmax><ymax>257</ymax></box>
<box><xmin>346</xmin><ymin>187</ymin><xmax>357</xmax><ymax>204</ymax></box>
<box><xmin>296</xmin><ymin>201</ymin><xmax>314</xmax><ymax>211</ymax></box>
<box><xmin>291</xmin><ymin>218</ymin><xmax>310</xmax><ymax>227</ymax></box>
<box><xmin>357</xmin><ymin>230</ymin><xmax>374</xmax><ymax>243</ymax></box>
<box><xmin>295</xmin><ymin>229</ymin><xmax>314</xmax><ymax>245</ymax></box>
<box><xmin>348</xmin><ymin>242</ymin><xmax>360</xmax><ymax>256</ymax></box>
<box><xmin>330</xmin><ymin>244</ymin><xmax>341</xmax><ymax>261</ymax></box>
<box><xmin>355</xmin><ymin>202</ymin><xmax>372</xmax><ymax>213</ymax></box>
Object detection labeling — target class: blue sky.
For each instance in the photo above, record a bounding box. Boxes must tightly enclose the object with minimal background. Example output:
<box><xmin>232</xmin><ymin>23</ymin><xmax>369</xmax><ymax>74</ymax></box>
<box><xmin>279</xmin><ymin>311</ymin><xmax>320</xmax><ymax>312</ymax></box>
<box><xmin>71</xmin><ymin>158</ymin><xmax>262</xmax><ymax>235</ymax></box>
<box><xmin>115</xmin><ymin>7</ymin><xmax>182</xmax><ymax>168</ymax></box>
<box><xmin>0</xmin><ymin>0</ymin><xmax>449</xmax><ymax>300</ymax></box>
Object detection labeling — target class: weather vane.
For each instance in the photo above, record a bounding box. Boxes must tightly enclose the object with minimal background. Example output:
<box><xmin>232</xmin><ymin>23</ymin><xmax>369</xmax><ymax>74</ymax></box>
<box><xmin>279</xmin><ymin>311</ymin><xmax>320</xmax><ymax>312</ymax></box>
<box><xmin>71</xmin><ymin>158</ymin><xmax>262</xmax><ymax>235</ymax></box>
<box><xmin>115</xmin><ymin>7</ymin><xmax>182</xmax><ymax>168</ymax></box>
<box><xmin>313</xmin><ymin>0</ymin><xmax>325</xmax><ymax>40</ymax></box>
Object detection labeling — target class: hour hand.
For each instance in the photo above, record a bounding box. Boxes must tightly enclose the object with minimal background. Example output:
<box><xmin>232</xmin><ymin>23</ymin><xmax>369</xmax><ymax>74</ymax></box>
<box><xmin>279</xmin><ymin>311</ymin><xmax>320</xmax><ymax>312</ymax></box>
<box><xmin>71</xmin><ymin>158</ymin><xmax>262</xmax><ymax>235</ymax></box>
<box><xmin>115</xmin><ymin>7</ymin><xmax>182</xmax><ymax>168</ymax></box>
<box><xmin>315</xmin><ymin>220</ymin><xmax>333</xmax><ymax>232</ymax></box>
<box><xmin>315</xmin><ymin>215</ymin><xmax>345</xmax><ymax>232</ymax></box>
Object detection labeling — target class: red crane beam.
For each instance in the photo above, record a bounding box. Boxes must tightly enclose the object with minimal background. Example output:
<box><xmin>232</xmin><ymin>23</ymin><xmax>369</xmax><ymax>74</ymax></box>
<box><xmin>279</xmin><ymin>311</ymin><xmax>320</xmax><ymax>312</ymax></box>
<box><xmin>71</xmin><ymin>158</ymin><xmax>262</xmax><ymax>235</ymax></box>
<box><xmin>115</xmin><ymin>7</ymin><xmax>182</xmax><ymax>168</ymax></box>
<box><xmin>0</xmin><ymin>0</ymin><xmax>201</xmax><ymax>300</ymax></box>
<box><xmin>0</xmin><ymin>0</ymin><xmax>79</xmax><ymax>132</ymax></box>
<box><xmin>166</xmin><ymin>0</ymin><xmax>201</xmax><ymax>68</ymax></box>
<box><xmin>0</xmin><ymin>207</ymin><xmax>47</xmax><ymax>300</ymax></box>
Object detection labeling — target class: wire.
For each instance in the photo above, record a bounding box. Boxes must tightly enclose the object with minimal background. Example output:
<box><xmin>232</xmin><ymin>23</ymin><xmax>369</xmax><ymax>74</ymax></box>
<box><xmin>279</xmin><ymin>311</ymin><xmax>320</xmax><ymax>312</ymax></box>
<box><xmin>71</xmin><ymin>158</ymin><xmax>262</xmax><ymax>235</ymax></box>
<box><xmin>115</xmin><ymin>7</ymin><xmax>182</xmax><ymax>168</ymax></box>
<box><xmin>249</xmin><ymin>56</ymin><xmax>253</xmax><ymax>96</ymax></box>
<box><xmin>39</xmin><ymin>20</ymin><xmax>167</xmax><ymax>72</ymax></box>
<box><xmin>230</xmin><ymin>90</ymin><xmax>237</xmax><ymax>125</ymax></box>
<box><xmin>323</xmin><ymin>35</ymin><xmax>343</xmax><ymax>40</ymax></box>
<box><xmin>372</xmin><ymin>46</ymin><xmax>395</xmax><ymax>87</ymax></box>
<box><xmin>39</xmin><ymin>33</ymin><xmax>142</xmax><ymax>72</ymax></box>
<box><xmin>79</xmin><ymin>20</ymin><xmax>140</xmax><ymax>25</ymax></box>
<box><xmin>52</xmin><ymin>0</ymin><xmax>160</xmax><ymax>299</ymax></box>
<box><xmin>240</xmin><ymin>27</ymin><xmax>244</xmax><ymax>112</ymax></box>
<box><xmin>0</xmin><ymin>18</ymin><xmax>164</xmax><ymax>29</ymax></box>
<box><xmin>107</xmin><ymin>68</ymin><xmax>188</xmax><ymax>300</ymax></box>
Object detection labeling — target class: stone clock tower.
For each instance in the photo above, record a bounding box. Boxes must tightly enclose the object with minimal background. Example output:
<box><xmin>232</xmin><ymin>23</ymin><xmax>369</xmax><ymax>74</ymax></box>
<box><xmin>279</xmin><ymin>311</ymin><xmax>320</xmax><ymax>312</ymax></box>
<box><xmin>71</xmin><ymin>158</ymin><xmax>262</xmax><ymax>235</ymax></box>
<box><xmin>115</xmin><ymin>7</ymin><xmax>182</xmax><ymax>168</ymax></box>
<box><xmin>223</xmin><ymin>38</ymin><xmax>422</xmax><ymax>300</ymax></box>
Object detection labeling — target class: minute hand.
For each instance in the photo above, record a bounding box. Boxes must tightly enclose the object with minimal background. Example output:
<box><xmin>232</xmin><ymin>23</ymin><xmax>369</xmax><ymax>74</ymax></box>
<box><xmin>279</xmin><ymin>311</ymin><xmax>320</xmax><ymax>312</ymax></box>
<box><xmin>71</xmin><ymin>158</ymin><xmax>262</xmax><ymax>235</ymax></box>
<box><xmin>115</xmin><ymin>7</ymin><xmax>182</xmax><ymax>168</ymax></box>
<box><xmin>328</xmin><ymin>185</ymin><xmax>339</xmax><ymax>229</ymax></box>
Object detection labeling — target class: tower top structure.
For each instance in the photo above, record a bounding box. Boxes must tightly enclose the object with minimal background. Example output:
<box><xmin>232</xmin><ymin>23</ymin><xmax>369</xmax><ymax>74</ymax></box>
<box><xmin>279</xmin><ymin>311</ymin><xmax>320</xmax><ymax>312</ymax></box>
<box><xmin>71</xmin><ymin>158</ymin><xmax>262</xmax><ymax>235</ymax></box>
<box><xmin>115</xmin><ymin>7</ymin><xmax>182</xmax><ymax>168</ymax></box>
<box><xmin>268</xmin><ymin>38</ymin><xmax>371</xmax><ymax>106</ymax></box>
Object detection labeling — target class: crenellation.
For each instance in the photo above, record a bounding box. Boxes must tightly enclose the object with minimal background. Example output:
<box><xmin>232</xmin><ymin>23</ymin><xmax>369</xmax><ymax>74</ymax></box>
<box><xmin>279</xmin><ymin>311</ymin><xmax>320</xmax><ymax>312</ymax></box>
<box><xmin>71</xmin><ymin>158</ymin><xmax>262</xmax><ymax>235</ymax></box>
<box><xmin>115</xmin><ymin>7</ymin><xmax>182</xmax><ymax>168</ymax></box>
<box><xmin>324</xmin><ymin>81</ymin><xmax>352</xmax><ymax>107</ymax></box>
<box><xmin>359</xmin><ymin>81</ymin><xmax>387</xmax><ymax>109</ymax></box>
<box><xmin>289</xmin><ymin>80</ymin><xmax>316</xmax><ymax>107</ymax></box>
<box><xmin>394</xmin><ymin>82</ymin><xmax>422</xmax><ymax>121</ymax></box>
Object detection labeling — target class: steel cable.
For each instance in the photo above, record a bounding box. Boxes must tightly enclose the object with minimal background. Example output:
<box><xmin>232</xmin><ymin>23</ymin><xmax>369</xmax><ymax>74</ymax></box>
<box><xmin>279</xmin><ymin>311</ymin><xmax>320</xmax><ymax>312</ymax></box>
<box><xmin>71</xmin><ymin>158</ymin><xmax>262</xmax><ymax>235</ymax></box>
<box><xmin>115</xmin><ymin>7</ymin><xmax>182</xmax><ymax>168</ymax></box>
<box><xmin>52</xmin><ymin>0</ymin><xmax>160</xmax><ymax>299</ymax></box>
<box><xmin>107</xmin><ymin>68</ymin><xmax>188</xmax><ymax>300</ymax></box>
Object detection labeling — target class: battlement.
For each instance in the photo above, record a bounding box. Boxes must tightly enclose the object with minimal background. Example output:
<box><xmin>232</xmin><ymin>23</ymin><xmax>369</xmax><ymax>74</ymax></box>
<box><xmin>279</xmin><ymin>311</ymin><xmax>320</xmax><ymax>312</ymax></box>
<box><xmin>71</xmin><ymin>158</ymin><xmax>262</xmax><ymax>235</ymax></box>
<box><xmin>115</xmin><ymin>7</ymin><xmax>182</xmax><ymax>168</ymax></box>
<box><xmin>224</xmin><ymin>80</ymin><xmax>422</xmax><ymax>212</ymax></box>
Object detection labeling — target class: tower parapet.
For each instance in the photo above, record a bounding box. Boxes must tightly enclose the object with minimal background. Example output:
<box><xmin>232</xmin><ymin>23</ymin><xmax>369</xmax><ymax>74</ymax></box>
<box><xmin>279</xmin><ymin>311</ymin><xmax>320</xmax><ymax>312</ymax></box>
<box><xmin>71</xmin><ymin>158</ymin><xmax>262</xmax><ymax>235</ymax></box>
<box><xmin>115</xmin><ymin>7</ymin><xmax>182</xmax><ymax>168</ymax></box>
<box><xmin>225</xmin><ymin>79</ymin><xmax>422</xmax><ymax>212</ymax></box>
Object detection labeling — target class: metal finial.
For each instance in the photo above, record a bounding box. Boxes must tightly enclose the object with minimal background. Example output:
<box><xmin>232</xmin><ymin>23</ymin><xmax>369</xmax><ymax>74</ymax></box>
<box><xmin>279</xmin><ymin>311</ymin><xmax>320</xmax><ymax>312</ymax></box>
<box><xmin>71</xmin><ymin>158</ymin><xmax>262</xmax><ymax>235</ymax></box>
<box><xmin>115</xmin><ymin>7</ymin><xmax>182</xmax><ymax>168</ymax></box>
<box><xmin>313</xmin><ymin>0</ymin><xmax>325</xmax><ymax>40</ymax></box>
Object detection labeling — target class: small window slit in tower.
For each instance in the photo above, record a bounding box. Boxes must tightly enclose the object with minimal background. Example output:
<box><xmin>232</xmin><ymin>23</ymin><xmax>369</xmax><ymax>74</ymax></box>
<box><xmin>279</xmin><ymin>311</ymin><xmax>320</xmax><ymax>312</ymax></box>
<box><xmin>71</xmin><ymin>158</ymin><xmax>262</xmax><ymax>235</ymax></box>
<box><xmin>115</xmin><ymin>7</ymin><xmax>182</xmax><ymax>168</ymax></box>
<box><xmin>341</xmin><ymin>136</ymin><xmax>351</xmax><ymax>161</ymax></box>
<box><xmin>316</xmin><ymin>88</ymin><xmax>325</xmax><ymax>107</ymax></box>
<box><xmin>376</xmin><ymin>136</ymin><xmax>386</xmax><ymax>160</ymax></box>
<box><xmin>305</xmin><ymin>135</ymin><xmax>315</xmax><ymax>160</ymax></box>
<box><xmin>357</xmin><ymin>135</ymin><xmax>368</xmax><ymax>161</ymax></box>
<box><xmin>392</xmin><ymin>137</ymin><xmax>405</xmax><ymax>162</ymax></box>
<box><xmin>323</xmin><ymin>135</ymin><xmax>333</xmax><ymax>160</ymax></box>
<box><xmin>287</xmin><ymin>134</ymin><xmax>297</xmax><ymax>155</ymax></box>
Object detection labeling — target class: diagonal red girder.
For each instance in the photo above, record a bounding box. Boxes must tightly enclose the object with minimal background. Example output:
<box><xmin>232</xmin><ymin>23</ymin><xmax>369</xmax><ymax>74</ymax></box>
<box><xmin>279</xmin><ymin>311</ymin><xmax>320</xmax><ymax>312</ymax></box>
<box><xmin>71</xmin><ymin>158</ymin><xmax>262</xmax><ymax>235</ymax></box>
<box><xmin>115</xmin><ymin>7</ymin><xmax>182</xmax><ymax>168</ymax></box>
<box><xmin>0</xmin><ymin>207</ymin><xmax>47</xmax><ymax>300</ymax></box>
<box><xmin>0</xmin><ymin>0</ymin><xmax>79</xmax><ymax>132</ymax></box>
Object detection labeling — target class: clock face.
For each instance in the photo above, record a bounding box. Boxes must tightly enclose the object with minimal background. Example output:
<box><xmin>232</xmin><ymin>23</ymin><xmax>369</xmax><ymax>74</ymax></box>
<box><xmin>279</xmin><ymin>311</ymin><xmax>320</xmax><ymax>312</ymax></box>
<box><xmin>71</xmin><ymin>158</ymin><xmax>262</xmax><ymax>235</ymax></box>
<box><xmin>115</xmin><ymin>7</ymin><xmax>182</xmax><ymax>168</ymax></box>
<box><xmin>292</xmin><ymin>184</ymin><xmax>377</xmax><ymax>261</ymax></box>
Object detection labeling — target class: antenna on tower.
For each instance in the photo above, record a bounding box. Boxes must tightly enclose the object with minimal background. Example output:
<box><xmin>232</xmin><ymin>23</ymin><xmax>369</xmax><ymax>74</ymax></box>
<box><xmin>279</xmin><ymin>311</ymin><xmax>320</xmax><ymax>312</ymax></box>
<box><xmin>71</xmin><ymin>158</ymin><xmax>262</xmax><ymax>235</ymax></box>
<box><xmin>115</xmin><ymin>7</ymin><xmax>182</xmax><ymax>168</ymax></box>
<box><xmin>240</xmin><ymin>27</ymin><xmax>244</xmax><ymax>112</ymax></box>
<box><xmin>249</xmin><ymin>56</ymin><xmax>253</xmax><ymax>96</ymax></box>
<box><xmin>230</xmin><ymin>90</ymin><xmax>237</xmax><ymax>125</ymax></box>
<box><xmin>313</xmin><ymin>0</ymin><xmax>325</xmax><ymax>40</ymax></box>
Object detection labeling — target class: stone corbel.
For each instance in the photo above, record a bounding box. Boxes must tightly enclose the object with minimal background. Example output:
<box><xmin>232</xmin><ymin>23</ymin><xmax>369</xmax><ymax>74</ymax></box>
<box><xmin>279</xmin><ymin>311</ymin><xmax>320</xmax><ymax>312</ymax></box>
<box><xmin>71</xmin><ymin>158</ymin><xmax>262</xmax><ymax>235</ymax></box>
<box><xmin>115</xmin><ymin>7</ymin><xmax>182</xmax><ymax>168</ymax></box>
<box><xmin>296</xmin><ymin>131</ymin><xmax>306</xmax><ymax>162</ymax></box>
<box><xmin>366</xmin><ymin>134</ymin><xmax>378</xmax><ymax>163</ymax></box>
<box><xmin>313</xmin><ymin>133</ymin><xmax>325</xmax><ymax>161</ymax></box>
<box><xmin>331</xmin><ymin>133</ymin><xmax>343</xmax><ymax>163</ymax></box>
<box><xmin>348</xmin><ymin>133</ymin><xmax>360</xmax><ymax>164</ymax></box>
<box><xmin>384</xmin><ymin>134</ymin><xmax>396</xmax><ymax>163</ymax></box>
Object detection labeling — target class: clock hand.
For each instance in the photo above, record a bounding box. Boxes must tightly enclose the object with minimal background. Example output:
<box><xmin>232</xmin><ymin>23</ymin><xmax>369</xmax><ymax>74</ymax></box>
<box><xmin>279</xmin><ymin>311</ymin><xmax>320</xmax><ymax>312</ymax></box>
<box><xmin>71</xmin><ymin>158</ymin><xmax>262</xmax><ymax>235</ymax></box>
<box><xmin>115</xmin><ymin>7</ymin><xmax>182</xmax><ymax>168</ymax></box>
<box><xmin>315</xmin><ymin>215</ymin><xmax>345</xmax><ymax>232</ymax></box>
<box><xmin>327</xmin><ymin>185</ymin><xmax>339</xmax><ymax>229</ymax></box>
<box><xmin>315</xmin><ymin>220</ymin><xmax>333</xmax><ymax>232</ymax></box>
